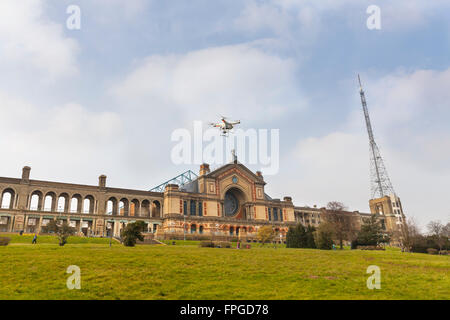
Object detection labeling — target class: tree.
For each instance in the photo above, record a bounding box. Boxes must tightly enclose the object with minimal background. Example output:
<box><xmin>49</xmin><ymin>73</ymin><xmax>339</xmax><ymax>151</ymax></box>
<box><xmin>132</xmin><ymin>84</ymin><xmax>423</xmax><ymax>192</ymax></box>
<box><xmin>42</xmin><ymin>220</ymin><xmax>76</xmax><ymax>246</ymax></box>
<box><xmin>305</xmin><ymin>225</ymin><xmax>316</xmax><ymax>248</ymax></box>
<box><xmin>286</xmin><ymin>224</ymin><xmax>316</xmax><ymax>248</ymax></box>
<box><xmin>287</xmin><ymin>224</ymin><xmax>306</xmax><ymax>248</ymax></box>
<box><xmin>316</xmin><ymin>222</ymin><xmax>334</xmax><ymax>250</ymax></box>
<box><xmin>354</xmin><ymin>214</ymin><xmax>390</xmax><ymax>247</ymax></box>
<box><xmin>257</xmin><ymin>226</ymin><xmax>275</xmax><ymax>246</ymax></box>
<box><xmin>399</xmin><ymin>217</ymin><xmax>421</xmax><ymax>252</ymax></box>
<box><xmin>427</xmin><ymin>220</ymin><xmax>446</xmax><ymax>253</ymax></box>
<box><xmin>325</xmin><ymin>201</ymin><xmax>354</xmax><ymax>249</ymax></box>
<box><xmin>121</xmin><ymin>221</ymin><xmax>146</xmax><ymax>247</ymax></box>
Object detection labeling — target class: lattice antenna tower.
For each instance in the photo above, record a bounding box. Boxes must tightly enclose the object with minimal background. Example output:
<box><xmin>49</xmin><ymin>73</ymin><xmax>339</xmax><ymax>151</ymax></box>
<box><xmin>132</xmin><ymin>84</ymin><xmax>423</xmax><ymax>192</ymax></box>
<box><xmin>358</xmin><ymin>75</ymin><xmax>396</xmax><ymax>198</ymax></box>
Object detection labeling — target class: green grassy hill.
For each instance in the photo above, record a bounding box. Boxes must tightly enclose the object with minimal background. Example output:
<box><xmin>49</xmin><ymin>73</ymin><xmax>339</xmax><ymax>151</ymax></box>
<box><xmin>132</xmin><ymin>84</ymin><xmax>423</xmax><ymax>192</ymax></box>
<box><xmin>0</xmin><ymin>239</ymin><xmax>448</xmax><ymax>300</ymax></box>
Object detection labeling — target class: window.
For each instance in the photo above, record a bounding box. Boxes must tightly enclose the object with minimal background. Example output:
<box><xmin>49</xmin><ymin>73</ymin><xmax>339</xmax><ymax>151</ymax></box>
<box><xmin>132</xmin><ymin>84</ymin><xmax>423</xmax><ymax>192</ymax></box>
<box><xmin>190</xmin><ymin>200</ymin><xmax>196</xmax><ymax>216</ymax></box>
<box><xmin>198</xmin><ymin>202</ymin><xmax>203</xmax><ymax>216</ymax></box>
<box><xmin>268</xmin><ymin>208</ymin><xmax>272</xmax><ymax>221</ymax></box>
<box><xmin>183</xmin><ymin>201</ymin><xmax>187</xmax><ymax>216</ymax></box>
<box><xmin>273</xmin><ymin>208</ymin><xmax>278</xmax><ymax>221</ymax></box>
<box><xmin>279</xmin><ymin>209</ymin><xmax>283</xmax><ymax>222</ymax></box>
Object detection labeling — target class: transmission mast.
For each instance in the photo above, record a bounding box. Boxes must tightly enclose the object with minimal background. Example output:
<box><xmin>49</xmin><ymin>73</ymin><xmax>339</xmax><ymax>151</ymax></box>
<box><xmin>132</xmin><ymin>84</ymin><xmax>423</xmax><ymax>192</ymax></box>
<box><xmin>358</xmin><ymin>75</ymin><xmax>396</xmax><ymax>199</ymax></box>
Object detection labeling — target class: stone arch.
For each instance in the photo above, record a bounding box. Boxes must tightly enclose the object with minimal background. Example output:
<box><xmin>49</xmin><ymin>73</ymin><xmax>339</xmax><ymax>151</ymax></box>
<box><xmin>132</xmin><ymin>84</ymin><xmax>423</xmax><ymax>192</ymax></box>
<box><xmin>131</xmin><ymin>199</ymin><xmax>140</xmax><ymax>216</ymax></box>
<box><xmin>151</xmin><ymin>200</ymin><xmax>161</xmax><ymax>217</ymax></box>
<box><xmin>119</xmin><ymin>198</ymin><xmax>129</xmax><ymax>216</ymax></box>
<box><xmin>1</xmin><ymin>188</ymin><xmax>16</xmax><ymax>209</ymax></box>
<box><xmin>223</xmin><ymin>186</ymin><xmax>247</xmax><ymax>218</ymax></box>
<box><xmin>199</xmin><ymin>225</ymin><xmax>204</xmax><ymax>234</ymax></box>
<box><xmin>70</xmin><ymin>194</ymin><xmax>82</xmax><ymax>213</ymax></box>
<box><xmin>190</xmin><ymin>223</ymin><xmax>197</xmax><ymax>234</ymax></box>
<box><xmin>84</xmin><ymin>195</ymin><xmax>95</xmax><ymax>214</ymax></box>
<box><xmin>107</xmin><ymin>197</ymin><xmax>118</xmax><ymax>216</ymax></box>
<box><xmin>43</xmin><ymin>191</ymin><xmax>57</xmax><ymax>212</ymax></box>
<box><xmin>29</xmin><ymin>190</ymin><xmax>44</xmax><ymax>211</ymax></box>
<box><xmin>57</xmin><ymin>193</ymin><xmax>70</xmax><ymax>212</ymax></box>
<box><xmin>141</xmin><ymin>200</ymin><xmax>151</xmax><ymax>217</ymax></box>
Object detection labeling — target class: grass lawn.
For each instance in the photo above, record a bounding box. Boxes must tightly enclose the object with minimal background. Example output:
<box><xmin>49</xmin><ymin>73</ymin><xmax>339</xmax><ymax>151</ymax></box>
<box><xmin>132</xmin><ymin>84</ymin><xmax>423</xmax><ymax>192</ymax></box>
<box><xmin>3</xmin><ymin>233</ymin><xmax>115</xmax><ymax>245</ymax></box>
<box><xmin>0</xmin><ymin>238</ymin><xmax>448</xmax><ymax>300</ymax></box>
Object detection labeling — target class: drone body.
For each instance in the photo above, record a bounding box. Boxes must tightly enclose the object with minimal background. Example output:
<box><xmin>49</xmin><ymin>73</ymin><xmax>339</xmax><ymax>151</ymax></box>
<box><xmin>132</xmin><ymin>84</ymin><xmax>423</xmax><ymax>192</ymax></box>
<box><xmin>209</xmin><ymin>116</ymin><xmax>240</xmax><ymax>135</ymax></box>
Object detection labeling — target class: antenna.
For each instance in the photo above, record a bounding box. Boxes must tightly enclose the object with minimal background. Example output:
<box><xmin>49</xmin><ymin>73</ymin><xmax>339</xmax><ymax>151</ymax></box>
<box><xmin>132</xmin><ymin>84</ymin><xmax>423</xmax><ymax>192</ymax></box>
<box><xmin>358</xmin><ymin>75</ymin><xmax>396</xmax><ymax>198</ymax></box>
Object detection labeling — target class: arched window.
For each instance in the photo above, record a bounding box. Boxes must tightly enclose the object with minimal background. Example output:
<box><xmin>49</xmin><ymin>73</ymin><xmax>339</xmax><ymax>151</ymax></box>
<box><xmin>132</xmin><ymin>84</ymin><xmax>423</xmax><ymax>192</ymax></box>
<box><xmin>29</xmin><ymin>191</ymin><xmax>43</xmax><ymax>211</ymax></box>
<box><xmin>131</xmin><ymin>199</ymin><xmax>140</xmax><ymax>216</ymax></box>
<box><xmin>83</xmin><ymin>198</ymin><xmax>90</xmax><ymax>213</ymax></box>
<box><xmin>229</xmin><ymin>226</ymin><xmax>234</xmax><ymax>235</ymax></box>
<box><xmin>152</xmin><ymin>200</ymin><xmax>161</xmax><ymax>217</ymax></box>
<box><xmin>1</xmin><ymin>189</ymin><xmax>14</xmax><ymax>209</ymax></box>
<box><xmin>70</xmin><ymin>197</ymin><xmax>78</xmax><ymax>213</ymax></box>
<box><xmin>107</xmin><ymin>198</ymin><xmax>118</xmax><ymax>216</ymax></box>
<box><xmin>199</xmin><ymin>226</ymin><xmax>204</xmax><ymax>234</ymax></box>
<box><xmin>120</xmin><ymin>199</ymin><xmax>130</xmax><ymax>216</ymax></box>
<box><xmin>141</xmin><ymin>200</ymin><xmax>150</xmax><ymax>217</ymax></box>
<box><xmin>190</xmin><ymin>224</ymin><xmax>197</xmax><ymax>234</ymax></box>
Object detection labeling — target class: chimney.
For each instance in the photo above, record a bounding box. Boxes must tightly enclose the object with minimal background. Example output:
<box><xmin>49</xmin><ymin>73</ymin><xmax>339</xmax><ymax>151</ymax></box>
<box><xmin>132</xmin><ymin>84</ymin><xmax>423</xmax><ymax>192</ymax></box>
<box><xmin>22</xmin><ymin>166</ymin><xmax>31</xmax><ymax>182</ymax></box>
<box><xmin>99</xmin><ymin>175</ymin><xmax>107</xmax><ymax>188</ymax></box>
<box><xmin>199</xmin><ymin>163</ymin><xmax>210</xmax><ymax>176</ymax></box>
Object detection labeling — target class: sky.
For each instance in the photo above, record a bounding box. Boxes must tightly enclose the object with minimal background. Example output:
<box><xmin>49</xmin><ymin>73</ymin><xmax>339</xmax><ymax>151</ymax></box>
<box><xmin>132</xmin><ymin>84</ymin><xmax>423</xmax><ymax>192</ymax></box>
<box><xmin>0</xmin><ymin>0</ymin><xmax>449</xmax><ymax>229</ymax></box>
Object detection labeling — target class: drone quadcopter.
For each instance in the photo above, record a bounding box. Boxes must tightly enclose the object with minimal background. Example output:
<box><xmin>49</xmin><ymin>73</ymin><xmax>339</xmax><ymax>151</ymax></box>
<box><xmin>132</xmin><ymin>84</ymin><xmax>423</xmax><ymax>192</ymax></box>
<box><xmin>209</xmin><ymin>116</ymin><xmax>241</xmax><ymax>136</ymax></box>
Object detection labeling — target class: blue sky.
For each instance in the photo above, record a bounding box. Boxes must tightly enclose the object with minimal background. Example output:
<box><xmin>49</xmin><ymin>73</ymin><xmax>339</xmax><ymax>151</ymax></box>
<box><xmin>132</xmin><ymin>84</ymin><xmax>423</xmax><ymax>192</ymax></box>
<box><xmin>0</xmin><ymin>0</ymin><xmax>449</xmax><ymax>228</ymax></box>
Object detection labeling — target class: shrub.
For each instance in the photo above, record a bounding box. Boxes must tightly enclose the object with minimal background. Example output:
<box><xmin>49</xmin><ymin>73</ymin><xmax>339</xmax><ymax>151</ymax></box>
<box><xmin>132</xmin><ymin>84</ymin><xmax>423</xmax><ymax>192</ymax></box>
<box><xmin>427</xmin><ymin>248</ymin><xmax>438</xmax><ymax>255</ymax></box>
<box><xmin>0</xmin><ymin>237</ymin><xmax>11</xmax><ymax>246</ymax></box>
<box><xmin>199</xmin><ymin>241</ymin><xmax>232</xmax><ymax>248</ymax></box>
<box><xmin>440</xmin><ymin>250</ymin><xmax>448</xmax><ymax>255</ymax></box>
<box><xmin>286</xmin><ymin>224</ymin><xmax>316</xmax><ymax>249</ymax></box>
<box><xmin>218</xmin><ymin>241</ymin><xmax>231</xmax><ymax>248</ymax></box>
<box><xmin>316</xmin><ymin>223</ymin><xmax>334</xmax><ymax>250</ymax></box>
<box><xmin>200</xmin><ymin>241</ymin><xmax>214</xmax><ymax>248</ymax></box>
<box><xmin>121</xmin><ymin>221</ymin><xmax>145</xmax><ymax>247</ymax></box>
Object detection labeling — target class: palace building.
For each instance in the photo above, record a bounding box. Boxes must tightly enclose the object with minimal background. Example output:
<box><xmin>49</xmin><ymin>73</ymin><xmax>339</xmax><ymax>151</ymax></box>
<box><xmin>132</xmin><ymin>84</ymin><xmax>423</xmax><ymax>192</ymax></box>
<box><xmin>0</xmin><ymin>161</ymin><xmax>405</xmax><ymax>244</ymax></box>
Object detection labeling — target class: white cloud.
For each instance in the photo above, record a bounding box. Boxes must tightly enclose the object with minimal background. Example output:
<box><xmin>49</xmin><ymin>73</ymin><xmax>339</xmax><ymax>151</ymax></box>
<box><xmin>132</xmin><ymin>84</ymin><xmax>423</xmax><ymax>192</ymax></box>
<box><xmin>111</xmin><ymin>43</ymin><xmax>303</xmax><ymax>123</ymax></box>
<box><xmin>0</xmin><ymin>0</ymin><xmax>79</xmax><ymax>80</ymax></box>
<box><xmin>81</xmin><ymin>0</ymin><xmax>149</xmax><ymax>23</ymax></box>
<box><xmin>0</xmin><ymin>91</ymin><xmax>123</xmax><ymax>184</ymax></box>
<box><xmin>234</xmin><ymin>0</ymin><xmax>450</xmax><ymax>38</ymax></box>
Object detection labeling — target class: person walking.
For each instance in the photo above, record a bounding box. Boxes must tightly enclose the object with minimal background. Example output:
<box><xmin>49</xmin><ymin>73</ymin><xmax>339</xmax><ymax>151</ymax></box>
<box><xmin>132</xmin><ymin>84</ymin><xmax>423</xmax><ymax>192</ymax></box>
<box><xmin>32</xmin><ymin>233</ymin><xmax>37</xmax><ymax>244</ymax></box>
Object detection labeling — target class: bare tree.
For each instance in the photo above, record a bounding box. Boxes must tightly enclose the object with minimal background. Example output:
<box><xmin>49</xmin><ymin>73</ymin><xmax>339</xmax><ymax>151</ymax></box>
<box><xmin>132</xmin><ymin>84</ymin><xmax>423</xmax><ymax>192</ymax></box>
<box><xmin>324</xmin><ymin>201</ymin><xmax>354</xmax><ymax>249</ymax></box>
<box><xmin>400</xmin><ymin>217</ymin><xmax>421</xmax><ymax>252</ymax></box>
<box><xmin>427</xmin><ymin>220</ymin><xmax>445</xmax><ymax>253</ymax></box>
<box><xmin>443</xmin><ymin>222</ymin><xmax>450</xmax><ymax>239</ymax></box>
